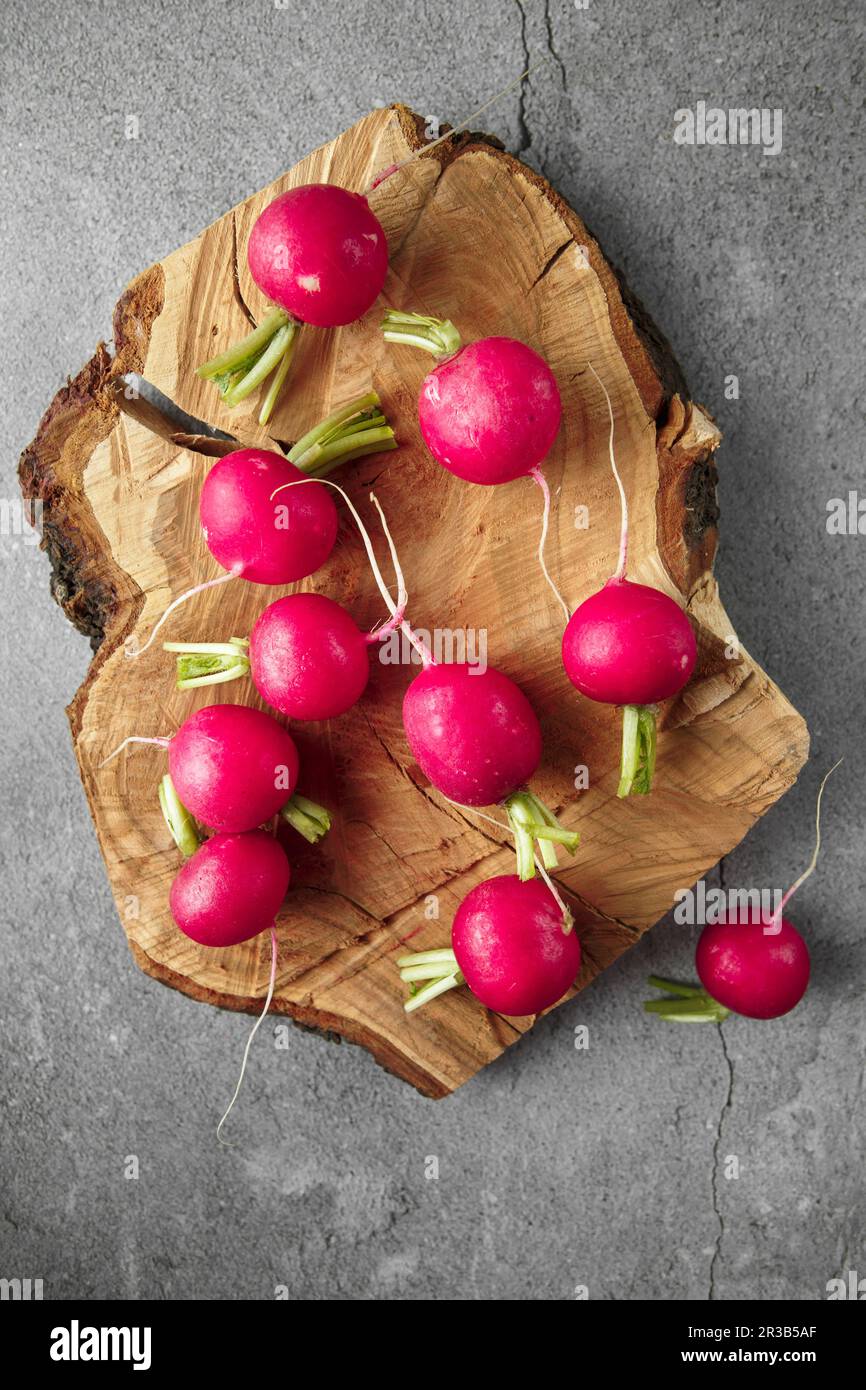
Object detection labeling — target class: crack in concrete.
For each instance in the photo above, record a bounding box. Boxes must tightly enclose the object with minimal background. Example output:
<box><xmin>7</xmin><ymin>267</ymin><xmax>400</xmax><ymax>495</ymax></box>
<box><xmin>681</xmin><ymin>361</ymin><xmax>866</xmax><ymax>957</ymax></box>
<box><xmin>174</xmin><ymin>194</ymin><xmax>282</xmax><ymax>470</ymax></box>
<box><xmin>543</xmin><ymin>0</ymin><xmax>567</xmax><ymax>88</ymax></box>
<box><xmin>709</xmin><ymin>1022</ymin><xmax>734</xmax><ymax>1300</ymax></box>
<box><xmin>513</xmin><ymin>0</ymin><xmax>532</xmax><ymax>156</ymax></box>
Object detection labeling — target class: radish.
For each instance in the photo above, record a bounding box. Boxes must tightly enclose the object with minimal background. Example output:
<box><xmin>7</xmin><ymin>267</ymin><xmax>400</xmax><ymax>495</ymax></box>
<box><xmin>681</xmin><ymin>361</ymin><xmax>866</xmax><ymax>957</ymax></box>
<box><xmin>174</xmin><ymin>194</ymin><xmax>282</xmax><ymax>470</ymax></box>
<box><xmin>645</xmin><ymin>761</ymin><xmax>840</xmax><ymax>1023</ymax></box>
<box><xmin>398</xmin><ymin>875</ymin><xmax>581</xmax><ymax>1015</ymax></box>
<box><xmin>170</xmin><ymin>830</ymin><xmax>290</xmax><ymax>948</ymax></box>
<box><xmin>126</xmin><ymin>393</ymin><xmax>396</xmax><ymax>657</ymax></box>
<box><xmin>197</xmin><ymin>185</ymin><xmax>388</xmax><ymax>423</ymax></box>
<box><xmin>380</xmin><ymin>311</ymin><xmax>567</xmax><ymax>616</ymax></box>
<box><xmin>561</xmin><ymin>364</ymin><xmax>697</xmax><ymax>797</ymax></box>
<box><xmin>166</xmin><ymin>829</ymin><xmax>289</xmax><ymax>1143</ymax></box>
<box><xmin>100</xmin><ymin>702</ymin><xmax>331</xmax><ymax>841</ymax></box>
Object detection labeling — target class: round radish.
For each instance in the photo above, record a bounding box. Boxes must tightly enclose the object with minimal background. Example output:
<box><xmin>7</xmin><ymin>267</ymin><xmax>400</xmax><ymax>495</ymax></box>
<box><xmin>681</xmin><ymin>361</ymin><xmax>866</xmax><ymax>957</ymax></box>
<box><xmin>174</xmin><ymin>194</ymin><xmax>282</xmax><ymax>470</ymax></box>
<box><xmin>170</xmin><ymin>830</ymin><xmax>290</xmax><ymax>947</ymax></box>
<box><xmin>200</xmin><ymin>449</ymin><xmax>337</xmax><ymax>586</ymax></box>
<box><xmin>168</xmin><ymin>704</ymin><xmax>298</xmax><ymax>832</ymax></box>
<box><xmin>398</xmin><ymin>875</ymin><xmax>581</xmax><ymax>1016</ymax></box>
<box><xmin>562</xmin><ymin>577</ymin><xmax>696</xmax><ymax>706</ymax></box>
<box><xmin>248</xmin><ymin>185</ymin><xmax>388</xmax><ymax>328</ymax></box>
<box><xmin>695</xmin><ymin>912</ymin><xmax>810</xmax><ymax>1020</ymax></box>
<box><xmin>402</xmin><ymin>662</ymin><xmax>541</xmax><ymax>806</ymax></box>
<box><xmin>645</xmin><ymin>762</ymin><xmax>840</xmax><ymax>1027</ymax></box>
<box><xmin>127</xmin><ymin>393</ymin><xmax>397</xmax><ymax>658</ymax></box>
<box><xmin>560</xmin><ymin>364</ymin><xmax>696</xmax><ymax>796</ymax></box>
<box><xmin>198</xmin><ymin>187</ymin><xmax>388</xmax><ymax>423</ymax></box>
<box><xmin>381</xmin><ymin>314</ymin><xmax>561</xmax><ymax>484</ymax></box>
<box><xmin>101</xmin><ymin>703</ymin><xmax>301</xmax><ymax>834</ymax></box>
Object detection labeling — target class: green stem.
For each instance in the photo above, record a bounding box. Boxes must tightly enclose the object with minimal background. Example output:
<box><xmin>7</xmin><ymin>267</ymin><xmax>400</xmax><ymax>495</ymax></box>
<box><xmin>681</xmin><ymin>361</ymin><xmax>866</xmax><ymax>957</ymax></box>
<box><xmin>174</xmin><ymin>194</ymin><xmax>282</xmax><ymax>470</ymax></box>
<box><xmin>643</xmin><ymin>975</ymin><xmax>730</xmax><ymax>1023</ymax></box>
<box><xmin>196</xmin><ymin>308</ymin><xmax>299</xmax><ymax>420</ymax></box>
<box><xmin>617</xmin><ymin>704</ymin><xmax>657</xmax><ymax>798</ymax></box>
<box><xmin>279</xmin><ymin>793</ymin><xmax>332</xmax><ymax>844</ymax></box>
<box><xmin>158</xmin><ymin>774</ymin><xmax>201</xmax><ymax>858</ymax></box>
<box><xmin>287</xmin><ymin>392</ymin><xmax>397</xmax><ymax>476</ymax></box>
<box><xmin>222</xmin><ymin>323</ymin><xmax>296</xmax><ymax>407</ymax></box>
<box><xmin>163</xmin><ymin>638</ymin><xmax>250</xmax><ymax>691</ymax></box>
<box><xmin>381</xmin><ymin>309</ymin><xmax>462</xmax><ymax>361</ymax></box>
<box><xmin>404</xmin><ymin>970</ymin><xmax>464</xmax><ymax>1014</ymax></box>
<box><xmin>503</xmin><ymin>791</ymin><xmax>580</xmax><ymax>880</ymax></box>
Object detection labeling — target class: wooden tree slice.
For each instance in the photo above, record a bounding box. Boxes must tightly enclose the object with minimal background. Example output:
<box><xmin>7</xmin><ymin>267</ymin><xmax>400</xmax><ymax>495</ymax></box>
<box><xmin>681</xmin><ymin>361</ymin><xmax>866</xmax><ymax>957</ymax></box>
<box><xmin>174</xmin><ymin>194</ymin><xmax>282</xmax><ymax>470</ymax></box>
<box><xmin>20</xmin><ymin>105</ymin><xmax>808</xmax><ymax>1097</ymax></box>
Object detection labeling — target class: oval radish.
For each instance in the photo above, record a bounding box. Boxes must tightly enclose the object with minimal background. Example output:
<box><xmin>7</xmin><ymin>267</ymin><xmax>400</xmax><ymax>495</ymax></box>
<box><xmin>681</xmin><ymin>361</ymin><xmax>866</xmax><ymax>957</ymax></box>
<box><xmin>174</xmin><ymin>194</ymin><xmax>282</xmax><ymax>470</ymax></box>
<box><xmin>399</xmin><ymin>875</ymin><xmax>581</xmax><ymax>1015</ymax></box>
<box><xmin>126</xmin><ymin>393</ymin><xmax>397</xmax><ymax>658</ymax></box>
<box><xmin>198</xmin><ymin>186</ymin><xmax>388</xmax><ymax>422</ymax></box>
<box><xmin>560</xmin><ymin>364</ymin><xmax>696</xmax><ymax>796</ymax></box>
<box><xmin>170</xmin><ymin>830</ymin><xmax>290</xmax><ymax>947</ymax></box>
<box><xmin>695</xmin><ymin>912</ymin><xmax>810</xmax><ymax>1020</ymax></box>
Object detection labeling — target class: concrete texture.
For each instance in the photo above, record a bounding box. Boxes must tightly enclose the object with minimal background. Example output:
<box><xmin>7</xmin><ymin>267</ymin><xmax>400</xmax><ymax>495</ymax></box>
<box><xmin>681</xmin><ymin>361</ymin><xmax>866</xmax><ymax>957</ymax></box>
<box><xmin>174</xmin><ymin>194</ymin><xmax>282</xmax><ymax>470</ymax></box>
<box><xmin>2</xmin><ymin>0</ymin><xmax>864</xmax><ymax>1301</ymax></box>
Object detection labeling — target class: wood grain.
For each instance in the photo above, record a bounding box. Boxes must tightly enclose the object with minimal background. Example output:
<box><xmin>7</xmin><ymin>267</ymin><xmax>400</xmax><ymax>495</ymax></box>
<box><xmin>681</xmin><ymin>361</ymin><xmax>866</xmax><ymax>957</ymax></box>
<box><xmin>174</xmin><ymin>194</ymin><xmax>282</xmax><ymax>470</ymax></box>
<box><xmin>19</xmin><ymin>105</ymin><xmax>808</xmax><ymax>1097</ymax></box>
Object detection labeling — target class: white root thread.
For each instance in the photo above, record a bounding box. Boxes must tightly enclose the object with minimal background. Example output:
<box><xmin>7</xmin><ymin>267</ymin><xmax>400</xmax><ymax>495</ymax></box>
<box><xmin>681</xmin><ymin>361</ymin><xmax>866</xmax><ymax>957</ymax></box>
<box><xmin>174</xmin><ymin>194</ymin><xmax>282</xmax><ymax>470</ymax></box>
<box><xmin>217</xmin><ymin>925</ymin><xmax>278</xmax><ymax>1146</ymax></box>
<box><xmin>770</xmin><ymin>759</ymin><xmax>842</xmax><ymax>927</ymax></box>
<box><xmin>586</xmin><ymin>362</ymin><xmax>628</xmax><ymax>581</ymax></box>
<box><xmin>530</xmin><ymin>467</ymin><xmax>570</xmax><ymax>623</ymax></box>
<box><xmin>270</xmin><ymin>478</ymin><xmax>435</xmax><ymax>667</ymax></box>
<box><xmin>98</xmin><ymin>734</ymin><xmax>172</xmax><ymax>769</ymax></box>
<box><xmin>125</xmin><ymin>569</ymin><xmax>240</xmax><ymax>658</ymax></box>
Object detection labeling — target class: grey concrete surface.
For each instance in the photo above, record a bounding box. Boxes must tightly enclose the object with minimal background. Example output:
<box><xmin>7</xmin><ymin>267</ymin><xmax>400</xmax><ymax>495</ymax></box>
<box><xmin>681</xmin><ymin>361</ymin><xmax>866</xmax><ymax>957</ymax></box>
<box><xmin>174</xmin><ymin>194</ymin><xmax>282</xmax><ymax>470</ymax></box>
<box><xmin>2</xmin><ymin>0</ymin><xmax>864</xmax><ymax>1302</ymax></box>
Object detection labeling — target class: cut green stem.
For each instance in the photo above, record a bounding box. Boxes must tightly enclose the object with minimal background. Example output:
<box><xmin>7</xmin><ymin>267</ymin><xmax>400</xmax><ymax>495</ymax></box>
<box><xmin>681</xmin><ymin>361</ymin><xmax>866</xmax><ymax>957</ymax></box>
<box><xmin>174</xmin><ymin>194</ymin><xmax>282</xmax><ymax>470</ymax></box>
<box><xmin>381</xmin><ymin>309</ymin><xmax>462</xmax><ymax>361</ymax></box>
<box><xmin>287</xmin><ymin>391</ymin><xmax>397</xmax><ymax>476</ymax></box>
<box><xmin>617</xmin><ymin>704</ymin><xmax>657</xmax><ymax>798</ymax></box>
<box><xmin>163</xmin><ymin>637</ymin><xmax>250</xmax><ymax>690</ymax></box>
<box><xmin>503</xmin><ymin>791</ymin><xmax>580</xmax><ymax>881</ymax></box>
<box><xmin>397</xmin><ymin>947</ymin><xmax>463</xmax><ymax>1012</ymax></box>
<box><xmin>158</xmin><ymin>774</ymin><xmax>201</xmax><ymax>858</ymax></box>
<box><xmin>279</xmin><ymin>793</ymin><xmax>332</xmax><ymax>844</ymax></box>
<box><xmin>196</xmin><ymin>308</ymin><xmax>299</xmax><ymax>423</ymax></box>
<box><xmin>643</xmin><ymin>975</ymin><xmax>730</xmax><ymax>1023</ymax></box>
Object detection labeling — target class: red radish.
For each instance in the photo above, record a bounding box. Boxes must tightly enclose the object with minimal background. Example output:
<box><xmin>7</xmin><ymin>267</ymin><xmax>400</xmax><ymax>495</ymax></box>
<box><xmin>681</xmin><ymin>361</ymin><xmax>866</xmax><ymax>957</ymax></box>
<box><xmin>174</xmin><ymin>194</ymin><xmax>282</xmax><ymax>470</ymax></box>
<box><xmin>695</xmin><ymin>912</ymin><xmax>810</xmax><ymax>1020</ymax></box>
<box><xmin>127</xmin><ymin>394</ymin><xmax>396</xmax><ymax>657</ymax></box>
<box><xmin>381</xmin><ymin>310</ymin><xmax>568</xmax><ymax>618</ymax></box>
<box><xmin>402</xmin><ymin>663</ymin><xmax>541</xmax><ymax>805</ymax></box>
<box><xmin>170</xmin><ymin>830</ymin><xmax>290</xmax><ymax>947</ymax></box>
<box><xmin>398</xmin><ymin>875</ymin><xmax>581</xmax><ymax>1015</ymax></box>
<box><xmin>646</xmin><ymin>761</ymin><xmax>841</xmax><ymax>1024</ymax></box>
<box><xmin>100</xmin><ymin>703</ymin><xmax>332</xmax><ymax>840</ymax></box>
<box><xmin>560</xmin><ymin>364</ymin><xmax>696</xmax><ymax>797</ymax></box>
<box><xmin>197</xmin><ymin>186</ymin><xmax>387</xmax><ymax>422</ymax></box>
<box><xmin>248</xmin><ymin>185</ymin><xmax>388</xmax><ymax>327</ymax></box>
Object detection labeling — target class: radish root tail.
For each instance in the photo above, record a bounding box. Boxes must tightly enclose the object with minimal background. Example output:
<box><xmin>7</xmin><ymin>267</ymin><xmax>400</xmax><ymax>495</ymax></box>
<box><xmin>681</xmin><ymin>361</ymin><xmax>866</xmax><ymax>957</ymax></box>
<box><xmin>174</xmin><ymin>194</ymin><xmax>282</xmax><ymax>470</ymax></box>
<box><xmin>586</xmin><ymin>362</ymin><xmax>628</xmax><ymax>581</ymax></box>
<box><xmin>216</xmin><ymin>925</ymin><xmax>278</xmax><ymax>1146</ymax></box>
<box><xmin>770</xmin><ymin>759</ymin><xmax>843</xmax><ymax>928</ymax></box>
<box><xmin>529</xmin><ymin>467</ymin><xmax>570</xmax><ymax>623</ymax></box>
<box><xmin>125</xmin><ymin>569</ymin><xmax>240</xmax><ymax>658</ymax></box>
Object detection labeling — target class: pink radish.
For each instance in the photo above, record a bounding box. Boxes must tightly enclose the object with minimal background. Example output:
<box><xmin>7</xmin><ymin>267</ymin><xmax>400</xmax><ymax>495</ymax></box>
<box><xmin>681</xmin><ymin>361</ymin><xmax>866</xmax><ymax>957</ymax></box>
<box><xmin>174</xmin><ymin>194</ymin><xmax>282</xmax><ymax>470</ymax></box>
<box><xmin>127</xmin><ymin>393</ymin><xmax>396</xmax><ymax>657</ymax></box>
<box><xmin>197</xmin><ymin>185</ymin><xmax>388</xmax><ymax>423</ymax></box>
<box><xmin>646</xmin><ymin>761</ymin><xmax>840</xmax><ymax>1023</ymax></box>
<box><xmin>398</xmin><ymin>875</ymin><xmax>581</xmax><ymax>1015</ymax></box>
<box><xmin>381</xmin><ymin>311</ymin><xmax>567</xmax><ymax>616</ymax></box>
<box><xmin>166</xmin><ymin>830</ymin><xmax>289</xmax><ymax>1143</ymax></box>
<box><xmin>170</xmin><ymin>830</ymin><xmax>290</xmax><ymax>948</ymax></box>
<box><xmin>560</xmin><ymin>364</ymin><xmax>696</xmax><ymax>797</ymax></box>
<box><xmin>101</xmin><ymin>702</ymin><xmax>330</xmax><ymax>841</ymax></box>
